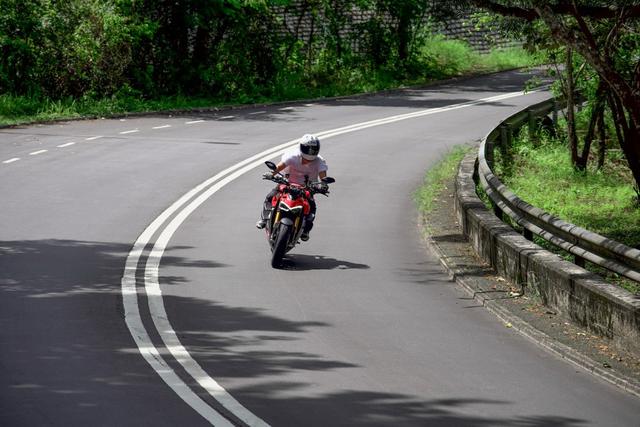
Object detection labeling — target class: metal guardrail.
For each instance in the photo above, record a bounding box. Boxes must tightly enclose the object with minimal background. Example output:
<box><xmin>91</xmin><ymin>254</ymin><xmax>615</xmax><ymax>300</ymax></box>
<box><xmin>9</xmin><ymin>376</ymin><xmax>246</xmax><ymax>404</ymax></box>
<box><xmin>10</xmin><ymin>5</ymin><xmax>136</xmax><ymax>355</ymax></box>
<box><xmin>477</xmin><ymin>98</ymin><xmax>640</xmax><ymax>283</ymax></box>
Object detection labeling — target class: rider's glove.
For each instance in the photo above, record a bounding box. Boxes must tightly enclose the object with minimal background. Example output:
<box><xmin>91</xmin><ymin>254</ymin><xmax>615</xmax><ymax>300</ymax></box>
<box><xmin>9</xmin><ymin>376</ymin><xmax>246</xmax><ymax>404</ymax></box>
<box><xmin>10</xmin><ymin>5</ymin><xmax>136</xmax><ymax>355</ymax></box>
<box><xmin>262</xmin><ymin>172</ymin><xmax>274</xmax><ymax>180</ymax></box>
<box><xmin>315</xmin><ymin>182</ymin><xmax>329</xmax><ymax>192</ymax></box>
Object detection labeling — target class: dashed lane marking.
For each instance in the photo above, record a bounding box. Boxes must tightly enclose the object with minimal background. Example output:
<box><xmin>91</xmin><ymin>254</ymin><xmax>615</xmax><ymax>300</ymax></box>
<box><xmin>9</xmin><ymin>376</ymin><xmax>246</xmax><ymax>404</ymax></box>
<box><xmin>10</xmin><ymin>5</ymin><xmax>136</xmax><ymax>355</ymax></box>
<box><xmin>85</xmin><ymin>136</ymin><xmax>103</xmax><ymax>141</ymax></box>
<box><xmin>120</xmin><ymin>129</ymin><xmax>139</xmax><ymax>135</ymax></box>
<box><xmin>3</xmin><ymin>158</ymin><xmax>20</xmax><ymax>164</ymax></box>
<box><xmin>219</xmin><ymin>115</ymin><xmax>235</xmax><ymax>120</ymax></box>
<box><xmin>185</xmin><ymin>120</ymin><xmax>205</xmax><ymax>124</ymax></box>
<box><xmin>29</xmin><ymin>150</ymin><xmax>48</xmax><ymax>156</ymax></box>
<box><xmin>153</xmin><ymin>125</ymin><xmax>172</xmax><ymax>129</ymax></box>
<box><xmin>57</xmin><ymin>142</ymin><xmax>76</xmax><ymax>148</ymax></box>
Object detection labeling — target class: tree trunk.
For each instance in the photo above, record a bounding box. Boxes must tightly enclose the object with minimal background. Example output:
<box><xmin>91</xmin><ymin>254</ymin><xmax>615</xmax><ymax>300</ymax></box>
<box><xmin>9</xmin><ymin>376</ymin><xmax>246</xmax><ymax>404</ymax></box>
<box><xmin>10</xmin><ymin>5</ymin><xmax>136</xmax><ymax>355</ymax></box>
<box><xmin>596</xmin><ymin>108</ymin><xmax>606</xmax><ymax>170</ymax></box>
<box><xmin>397</xmin><ymin>11</ymin><xmax>411</xmax><ymax>63</ymax></box>
<box><xmin>535</xmin><ymin>5</ymin><xmax>640</xmax><ymax>191</ymax></box>
<box><xmin>577</xmin><ymin>81</ymin><xmax>607</xmax><ymax>170</ymax></box>
<box><xmin>565</xmin><ymin>48</ymin><xmax>579</xmax><ymax>168</ymax></box>
<box><xmin>609</xmin><ymin>93</ymin><xmax>640</xmax><ymax>201</ymax></box>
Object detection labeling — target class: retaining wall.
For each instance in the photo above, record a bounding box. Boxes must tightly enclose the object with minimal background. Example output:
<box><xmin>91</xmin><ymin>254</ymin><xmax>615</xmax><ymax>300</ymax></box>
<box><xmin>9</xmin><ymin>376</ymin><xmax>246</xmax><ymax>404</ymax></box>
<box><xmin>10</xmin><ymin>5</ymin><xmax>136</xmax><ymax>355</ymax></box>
<box><xmin>454</xmin><ymin>152</ymin><xmax>640</xmax><ymax>354</ymax></box>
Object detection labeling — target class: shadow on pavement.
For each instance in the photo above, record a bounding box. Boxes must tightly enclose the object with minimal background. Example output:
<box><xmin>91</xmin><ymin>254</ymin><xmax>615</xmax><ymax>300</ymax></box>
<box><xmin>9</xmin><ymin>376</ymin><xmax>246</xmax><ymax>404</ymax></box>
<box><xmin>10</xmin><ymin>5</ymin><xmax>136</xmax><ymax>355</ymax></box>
<box><xmin>234</xmin><ymin>383</ymin><xmax>586</xmax><ymax>427</ymax></box>
<box><xmin>279</xmin><ymin>254</ymin><xmax>370</xmax><ymax>270</ymax></box>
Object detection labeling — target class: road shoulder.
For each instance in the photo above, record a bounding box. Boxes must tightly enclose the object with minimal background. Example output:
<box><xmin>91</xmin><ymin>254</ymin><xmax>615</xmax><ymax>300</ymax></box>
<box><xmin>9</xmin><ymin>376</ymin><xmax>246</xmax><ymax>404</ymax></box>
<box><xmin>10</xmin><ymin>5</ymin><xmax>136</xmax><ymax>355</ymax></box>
<box><xmin>419</xmin><ymin>171</ymin><xmax>640</xmax><ymax>398</ymax></box>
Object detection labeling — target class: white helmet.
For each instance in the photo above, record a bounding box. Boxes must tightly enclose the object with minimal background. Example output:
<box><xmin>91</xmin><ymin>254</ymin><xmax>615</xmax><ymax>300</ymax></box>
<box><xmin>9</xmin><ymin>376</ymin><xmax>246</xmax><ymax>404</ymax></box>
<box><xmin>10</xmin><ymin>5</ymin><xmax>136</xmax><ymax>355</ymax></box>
<box><xmin>300</xmin><ymin>134</ymin><xmax>320</xmax><ymax>160</ymax></box>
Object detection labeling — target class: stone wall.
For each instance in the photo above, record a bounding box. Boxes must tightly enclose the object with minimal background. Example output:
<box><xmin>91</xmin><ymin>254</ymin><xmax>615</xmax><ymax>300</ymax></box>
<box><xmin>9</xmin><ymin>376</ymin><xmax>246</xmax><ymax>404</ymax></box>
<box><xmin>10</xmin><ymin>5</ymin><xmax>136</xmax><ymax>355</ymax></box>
<box><xmin>272</xmin><ymin>3</ymin><xmax>519</xmax><ymax>54</ymax></box>
<box><xmin>454</xmin><ymin>152</ymin><xmax>640</xmax><ymax>354</ymax></box>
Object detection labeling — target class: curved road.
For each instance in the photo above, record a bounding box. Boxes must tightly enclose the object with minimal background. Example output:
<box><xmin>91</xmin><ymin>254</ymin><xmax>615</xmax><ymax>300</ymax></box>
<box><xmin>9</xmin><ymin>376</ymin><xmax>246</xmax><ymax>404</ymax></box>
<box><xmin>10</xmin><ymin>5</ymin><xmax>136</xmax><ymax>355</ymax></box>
<box><xmin>1</xmin><ymin>70</ymin><xmax>639</xmax><ymax>426</ymax></box>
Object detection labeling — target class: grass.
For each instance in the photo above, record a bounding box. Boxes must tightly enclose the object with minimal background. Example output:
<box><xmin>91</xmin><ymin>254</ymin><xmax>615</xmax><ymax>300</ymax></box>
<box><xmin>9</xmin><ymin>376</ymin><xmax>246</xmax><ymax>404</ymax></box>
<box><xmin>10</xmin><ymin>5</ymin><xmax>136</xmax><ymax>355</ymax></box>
<box><xmin>414</xmin><ymin>145</ymin><xmax>472</xmax><ymax>214</ymax></box>
<box><xmin>494</xmin><ymin>132</ymin><xmax>640</xmax><ymax>294</ymax></box>
<box><xmin>0</xmin><ymin>39</ymin><xmax>540</xmax><ymax>127</ymax></box>
<box><xmin>419</xmin><ymin>35</ymin><xmax>541</xmax><ymax>78</ymax></box>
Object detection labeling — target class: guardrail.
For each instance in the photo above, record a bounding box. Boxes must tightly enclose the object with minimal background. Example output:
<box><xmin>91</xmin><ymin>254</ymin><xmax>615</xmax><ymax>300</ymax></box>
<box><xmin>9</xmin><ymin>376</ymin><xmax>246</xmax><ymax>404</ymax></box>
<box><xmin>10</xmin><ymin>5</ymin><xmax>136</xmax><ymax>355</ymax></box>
<box><xmin>477</xmin><ymin>98</ymin><xmax>640</xmax><ymax>283</ymax></box>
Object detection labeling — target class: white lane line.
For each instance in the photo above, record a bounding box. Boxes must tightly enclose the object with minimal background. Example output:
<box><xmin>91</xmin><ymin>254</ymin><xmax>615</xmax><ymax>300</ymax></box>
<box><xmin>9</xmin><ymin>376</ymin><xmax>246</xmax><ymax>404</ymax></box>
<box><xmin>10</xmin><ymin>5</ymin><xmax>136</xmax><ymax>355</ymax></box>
<box><xmin>219</xmin><ymin>115</ymin><xmax>235</xmax><ymax>120</ymax></box>
<box><xmin>86</xmin><ymin>136</ymin><xmax>103</xmax><ymax>141</ymax></box>
<box><xmin>123</xmin><ymin>89</ymin><xmax>538</xmax><ymax>425</ymax></box>
<box><xmin>29</xmin><ymin>150</ymin><xmax>48</xmax><ymax>156</ymax></box>
<box><xmin>153</xmin><ymin>125</ymin><xmax>172</xmax><ymax>129</ymax></box>
<box><xmin>279</xmin><ymin>107</ymin><xmax>295</xmax><ymax>111</ymax></box>
<box><xmin>57</xmin><ymin>142</ymin><xmax>76</xmax><ymax>148</ymax></box>
<box><xmin>3</xmin><ymin>158</ymin><xmax>20</xmax><ymax>164</ymax></box>
<box><xmin>120</xmin><ymin>129</ymin><xmax>139</xmax><ymax>134</ymax></box>
<box><xmin>122</xmin><ymin>243</ymin><xmax>234</xmax><ymax>426</ymax></box>
<box><xmin>248</xmin><ymin>111</ymin><xmax>266</xmax><ymax>115</ymax></box>
<box><xmin>186</xmin><ymin>120</ymin><xmax>204</xmax><ymax>124</ymax></box>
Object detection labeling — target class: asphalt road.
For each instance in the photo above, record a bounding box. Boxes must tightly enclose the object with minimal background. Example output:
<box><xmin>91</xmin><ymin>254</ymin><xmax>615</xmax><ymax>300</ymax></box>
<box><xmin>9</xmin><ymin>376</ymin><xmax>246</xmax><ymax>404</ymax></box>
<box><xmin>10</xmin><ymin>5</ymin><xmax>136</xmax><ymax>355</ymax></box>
<box><xmin>2</xmin><ymin>70</ymin><xmax>639</xmax><ymax>426</ymax></box>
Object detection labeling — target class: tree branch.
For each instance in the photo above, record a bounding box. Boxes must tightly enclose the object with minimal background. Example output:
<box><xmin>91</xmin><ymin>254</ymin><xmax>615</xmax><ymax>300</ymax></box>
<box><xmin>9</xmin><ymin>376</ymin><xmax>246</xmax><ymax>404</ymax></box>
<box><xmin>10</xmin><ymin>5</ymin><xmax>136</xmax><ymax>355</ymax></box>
<box><xmin>535</xmin><ymin>5</ymin><xmax>639</xmax><ymax>123</ymax></box>
<box><xmin>570</xmin><ymin>0</ymin><xmax>599</xmax><ymax>52</ymax></box>
<box><xmin>470</xmin><ymin>0</ymin><xmax>640</xmax><ymax>21</ymax></box>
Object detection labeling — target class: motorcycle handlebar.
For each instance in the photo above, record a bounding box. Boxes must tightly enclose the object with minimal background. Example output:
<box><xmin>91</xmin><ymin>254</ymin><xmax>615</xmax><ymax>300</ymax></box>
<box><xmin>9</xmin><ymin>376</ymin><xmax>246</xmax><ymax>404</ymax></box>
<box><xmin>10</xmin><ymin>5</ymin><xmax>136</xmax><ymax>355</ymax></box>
<box><xmin>262</xmin><ymin>174</ymin><xmax>331</xmax><ymax>195</ymax></box>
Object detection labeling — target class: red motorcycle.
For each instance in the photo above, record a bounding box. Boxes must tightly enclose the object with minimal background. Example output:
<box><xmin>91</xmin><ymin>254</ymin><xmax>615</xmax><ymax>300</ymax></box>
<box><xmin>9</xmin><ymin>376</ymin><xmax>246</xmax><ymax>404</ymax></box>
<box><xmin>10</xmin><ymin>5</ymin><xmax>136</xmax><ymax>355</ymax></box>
<box><xmin>261</xmin><ymin>161</ymin><xmax>335</xmax><ymax>268</ymax></box>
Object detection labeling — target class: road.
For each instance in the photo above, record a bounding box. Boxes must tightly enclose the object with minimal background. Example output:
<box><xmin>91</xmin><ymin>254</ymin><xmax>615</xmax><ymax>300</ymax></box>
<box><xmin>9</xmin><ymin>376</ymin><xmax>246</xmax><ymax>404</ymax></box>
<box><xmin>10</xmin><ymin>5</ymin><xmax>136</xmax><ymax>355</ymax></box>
<box><xmin>1</xmin><ymin>70</ymin><xmax>639</xmax><ymax>426</ymax></box>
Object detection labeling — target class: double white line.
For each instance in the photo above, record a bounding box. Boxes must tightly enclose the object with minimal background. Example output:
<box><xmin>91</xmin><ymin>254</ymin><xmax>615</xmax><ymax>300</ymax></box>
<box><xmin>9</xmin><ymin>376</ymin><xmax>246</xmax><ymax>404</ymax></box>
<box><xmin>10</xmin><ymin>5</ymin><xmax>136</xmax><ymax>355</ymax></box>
<box><xmin>121</xmin><ymin>89</ymin><xmax>536</xmax><ymax>425</ymax></box>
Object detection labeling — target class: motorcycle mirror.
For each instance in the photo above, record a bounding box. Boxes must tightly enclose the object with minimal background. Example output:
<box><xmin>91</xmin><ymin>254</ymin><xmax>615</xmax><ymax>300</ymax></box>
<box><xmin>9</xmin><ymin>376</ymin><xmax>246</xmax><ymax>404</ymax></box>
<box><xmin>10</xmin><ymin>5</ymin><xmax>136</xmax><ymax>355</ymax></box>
<box><xmin>265</xmin><ymin>161</ymin><xmax>277</xmax><ymax>171</ymax></box>
<box><xmin>322</xmin><ymin>177</ymin><xmax>335</xmax><ymax>184</ymax></box>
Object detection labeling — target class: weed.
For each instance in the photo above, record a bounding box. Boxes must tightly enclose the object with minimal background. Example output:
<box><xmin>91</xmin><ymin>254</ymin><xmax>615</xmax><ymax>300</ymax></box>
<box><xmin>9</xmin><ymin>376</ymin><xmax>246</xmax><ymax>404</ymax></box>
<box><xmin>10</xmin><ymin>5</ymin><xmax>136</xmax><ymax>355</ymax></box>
<box><xmin>415</xmin><ymin>145</ymin><xmax>472</xmax><ymax>214</ymax></box>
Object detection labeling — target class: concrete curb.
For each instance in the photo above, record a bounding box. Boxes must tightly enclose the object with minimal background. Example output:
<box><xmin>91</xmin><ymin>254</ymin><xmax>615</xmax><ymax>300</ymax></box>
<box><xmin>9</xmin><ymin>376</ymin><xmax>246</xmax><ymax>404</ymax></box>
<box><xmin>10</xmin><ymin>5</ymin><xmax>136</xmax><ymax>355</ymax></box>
<box><xmin>418</xmin><ymin>149</ymin><xmax>640</xmax><ymax>397</ymax></box>
<box><xmin>422</xmin><ymin>226</ymin><xmax>640</xmax><ymax>398</ymax></box>
<box><xmin>456</xmin><ymin>151</ymin><xmax>640</xmax><ymax>355</ymax></box>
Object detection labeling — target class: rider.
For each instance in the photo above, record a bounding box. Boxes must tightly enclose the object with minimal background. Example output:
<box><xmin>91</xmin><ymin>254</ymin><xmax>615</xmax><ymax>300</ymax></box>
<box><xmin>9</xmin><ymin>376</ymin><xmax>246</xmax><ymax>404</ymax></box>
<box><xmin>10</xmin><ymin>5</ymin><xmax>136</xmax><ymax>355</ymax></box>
<box><xmin>256</xmin><ymin>134</ymin><xmax>328</xmax><ymax>241</ymax></box>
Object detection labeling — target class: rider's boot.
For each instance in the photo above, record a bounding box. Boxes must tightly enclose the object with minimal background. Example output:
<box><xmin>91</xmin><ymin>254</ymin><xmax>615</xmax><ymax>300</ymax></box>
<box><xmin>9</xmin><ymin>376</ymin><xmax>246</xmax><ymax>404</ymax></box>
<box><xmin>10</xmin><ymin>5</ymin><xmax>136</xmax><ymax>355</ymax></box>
<box><xmin>256</xmin><ymin>205</ymin><xmax>271</xmax><ymax>229</ymax></box>
<box><xmin>300</xmin><ymin>219</ymin><xmax>313</xmax><ymax>241</ymax></box>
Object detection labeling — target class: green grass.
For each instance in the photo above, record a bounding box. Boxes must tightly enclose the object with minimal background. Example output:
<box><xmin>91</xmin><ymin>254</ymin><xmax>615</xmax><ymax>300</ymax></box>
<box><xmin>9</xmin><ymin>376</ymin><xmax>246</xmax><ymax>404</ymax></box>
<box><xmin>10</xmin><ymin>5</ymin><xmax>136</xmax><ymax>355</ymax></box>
<box><xmin>0</xmin><ymin>40</ymin><xmax>540</xmax><ymax>127</ymax></box>
<box><xmin>418</xmin><ymin>36</ymin><xmax>540</xmax><ymax>78</ymax></box>
<box><xmin>414</xmin><ymin>145</ymin><xmax>472</xmax><ymax>214</ymax></box>
<box><xmin>495</xmin><ymin>135</ymin><xmax>640</xmax><ymax>294</ymax></box>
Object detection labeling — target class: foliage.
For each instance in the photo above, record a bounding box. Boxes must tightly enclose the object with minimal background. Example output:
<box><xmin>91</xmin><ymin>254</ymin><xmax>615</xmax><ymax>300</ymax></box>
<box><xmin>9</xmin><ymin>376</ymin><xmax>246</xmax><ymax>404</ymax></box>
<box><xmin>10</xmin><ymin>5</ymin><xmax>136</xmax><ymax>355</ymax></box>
<box><xmin>415</xmin><ymin>145</ymin><xmax>472</xmax><ymax>214</ymax></box>
<box><xmin>0</xmin><ymin>31</ymin><xmax>539</xmax><ymax>126</ymax></box>
<box><xmin>445</xmin><ymin>0</ymin><xmax>640</xmax><ymax>200</ymax></box>
<box><xmin>495</xmin><ymin>128</ymin><xmax>640</xmax><ymax>294</ymax></box>
<box><xmin>0</xmin><ymin>0</ymin><xmax>529</xmax><ymax>102</ymax></box>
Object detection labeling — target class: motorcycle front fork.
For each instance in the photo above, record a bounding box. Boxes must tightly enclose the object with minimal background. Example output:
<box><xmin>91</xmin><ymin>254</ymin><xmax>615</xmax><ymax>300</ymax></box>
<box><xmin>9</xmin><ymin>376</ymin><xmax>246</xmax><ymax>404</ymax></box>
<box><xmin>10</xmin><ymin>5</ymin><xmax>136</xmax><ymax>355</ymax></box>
<box><xmin>266</xmin><ymin>208</ymin><xmax>308</xmax><ymax>241</ymax></box>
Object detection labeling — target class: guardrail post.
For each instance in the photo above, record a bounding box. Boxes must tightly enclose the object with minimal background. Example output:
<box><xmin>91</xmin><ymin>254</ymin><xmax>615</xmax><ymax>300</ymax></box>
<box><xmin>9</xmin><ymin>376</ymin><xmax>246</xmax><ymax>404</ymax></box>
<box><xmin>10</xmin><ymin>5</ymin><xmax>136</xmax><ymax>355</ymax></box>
<box><xmin>493</xmin><ymin>203</ymin><xmax>503</xmax><ymax>221</ymax></box>
<box><xmin>500</xmin><ymin>124</ymin><xmax>509</xmax><ymax>147</ymax></box>
<box><xmin>523</xmin><ymin>228</ymin><xmax>533</xmax><ymax>241</ymax></box>
<box><xmin>527</xmin><ymin>109</ymin><xmax>538</xmax><ymax>145</ymax></box>
<box><xmin>500</xmin><ymin>124</ymin><xmax>513</xmax><ymax>175</ymax></box>
<box><xmin>552</xmin><ymin>99</ymin><xmax>559</xmax><ymax>125</ymax></box>
<box><xmin>485</xmin><ymin>140</ymin><xmax>494</xmax><ymax>169</ymax></box>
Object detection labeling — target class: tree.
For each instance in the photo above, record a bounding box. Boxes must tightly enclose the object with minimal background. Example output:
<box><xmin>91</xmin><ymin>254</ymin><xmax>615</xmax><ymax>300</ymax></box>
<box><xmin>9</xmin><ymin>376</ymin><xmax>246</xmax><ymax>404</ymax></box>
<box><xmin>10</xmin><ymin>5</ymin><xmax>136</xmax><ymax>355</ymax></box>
<box><xmin>453</xmin><ymin>1</ymin><xmax>640</xmax><ymax>199</ymax></box>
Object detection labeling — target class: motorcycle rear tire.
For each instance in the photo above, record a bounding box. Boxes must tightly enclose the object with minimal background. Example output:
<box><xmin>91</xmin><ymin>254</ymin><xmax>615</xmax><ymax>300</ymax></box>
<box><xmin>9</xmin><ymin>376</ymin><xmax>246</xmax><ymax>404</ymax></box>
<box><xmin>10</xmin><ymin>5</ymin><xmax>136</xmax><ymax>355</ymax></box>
<box><xmin>271</xmin><ymin>223</ymin><xmax>291</xmax><ymax>268</ymax></box>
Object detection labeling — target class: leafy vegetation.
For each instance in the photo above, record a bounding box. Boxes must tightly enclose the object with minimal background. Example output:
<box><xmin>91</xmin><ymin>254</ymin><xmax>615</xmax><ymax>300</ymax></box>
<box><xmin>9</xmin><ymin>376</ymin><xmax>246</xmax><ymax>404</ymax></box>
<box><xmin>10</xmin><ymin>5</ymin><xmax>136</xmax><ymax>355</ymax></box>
<box><xmin>415</xmin><ymin>145</ymin><xmax>472</xmax><ymax>214</ymax></box>
<box><xmin>492</xmin><ymin>127</ymin><xmax>640</xmax><ymax>294</ymax></box>
<box><xmin>437</xmin><ymin>1</ymin><xmax>640</xmax><ymax>291</ymax></box>
<box><xmin>448</xmin><ymin>1</ymin><xmax>640</xmax><ymax>201</ymax></box>
<box><xmin>0</xmin><ymin>36</ymin><xmax>538</xmax><ymax>126</ymax></box>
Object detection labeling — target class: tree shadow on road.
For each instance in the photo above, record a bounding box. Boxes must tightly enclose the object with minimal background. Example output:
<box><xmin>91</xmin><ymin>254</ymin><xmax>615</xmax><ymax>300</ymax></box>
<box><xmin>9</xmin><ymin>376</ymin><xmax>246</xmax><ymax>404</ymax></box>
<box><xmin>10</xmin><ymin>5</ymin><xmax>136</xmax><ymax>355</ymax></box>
<box><xmin>233</xmin><ymin>382</ymin><xmax>587</xmax><ymax>427</ymax></box>
<box><xmin>0</xmin><ymin>238</ymin><xmax>592</xmax><ymax>426</ymax></box>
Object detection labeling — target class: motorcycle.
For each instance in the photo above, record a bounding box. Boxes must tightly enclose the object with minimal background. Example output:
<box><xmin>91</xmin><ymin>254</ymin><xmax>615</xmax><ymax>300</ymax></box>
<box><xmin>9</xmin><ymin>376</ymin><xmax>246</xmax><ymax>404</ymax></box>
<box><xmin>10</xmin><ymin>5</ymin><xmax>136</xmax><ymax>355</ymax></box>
<box><xmin>261</xmin><ymin>161</ymin><xmax>335</xmax><ymax>268</ymax></box>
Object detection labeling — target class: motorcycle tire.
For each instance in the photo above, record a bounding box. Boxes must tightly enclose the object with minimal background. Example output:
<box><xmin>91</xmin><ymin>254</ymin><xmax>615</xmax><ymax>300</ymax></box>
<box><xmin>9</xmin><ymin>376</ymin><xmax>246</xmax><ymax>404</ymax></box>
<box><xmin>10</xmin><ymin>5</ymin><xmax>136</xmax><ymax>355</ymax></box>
<box><xmin>271</xmin><ymin>223</ymin><xmax>291</xmax><ymax>268</ymax></box>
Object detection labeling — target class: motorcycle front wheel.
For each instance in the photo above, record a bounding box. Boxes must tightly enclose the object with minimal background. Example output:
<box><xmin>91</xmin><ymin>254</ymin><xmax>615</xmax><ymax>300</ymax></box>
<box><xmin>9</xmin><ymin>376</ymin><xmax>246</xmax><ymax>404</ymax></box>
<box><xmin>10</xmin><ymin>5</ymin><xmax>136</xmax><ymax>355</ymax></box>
<box><xmin>271</xmin><ymin>223</ymin><xmax>291</xmax><ymax>268</ymax></box>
